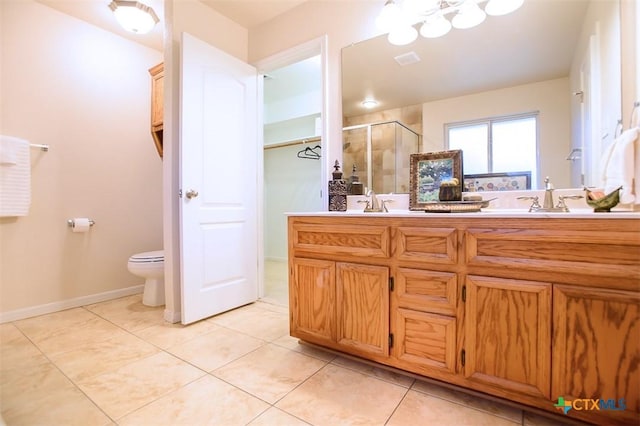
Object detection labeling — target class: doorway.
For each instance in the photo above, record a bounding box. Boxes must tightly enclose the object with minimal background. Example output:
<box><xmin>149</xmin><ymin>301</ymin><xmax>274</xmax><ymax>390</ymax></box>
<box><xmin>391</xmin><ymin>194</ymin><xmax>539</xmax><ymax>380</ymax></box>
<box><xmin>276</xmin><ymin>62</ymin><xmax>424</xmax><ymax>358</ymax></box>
<box><xmin>260</xmin><ymin>52</ymin><xmax>324</xmax><ymax>306</ymax></box>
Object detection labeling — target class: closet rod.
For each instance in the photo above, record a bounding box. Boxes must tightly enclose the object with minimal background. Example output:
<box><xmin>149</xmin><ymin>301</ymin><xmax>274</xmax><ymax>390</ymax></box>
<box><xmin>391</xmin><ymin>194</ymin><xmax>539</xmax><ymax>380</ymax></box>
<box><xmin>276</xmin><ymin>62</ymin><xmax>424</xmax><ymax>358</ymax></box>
<box><xmin>264</xmin><ymin>136</ymin><xmax>321</xmax><ymax>150</ymax></box>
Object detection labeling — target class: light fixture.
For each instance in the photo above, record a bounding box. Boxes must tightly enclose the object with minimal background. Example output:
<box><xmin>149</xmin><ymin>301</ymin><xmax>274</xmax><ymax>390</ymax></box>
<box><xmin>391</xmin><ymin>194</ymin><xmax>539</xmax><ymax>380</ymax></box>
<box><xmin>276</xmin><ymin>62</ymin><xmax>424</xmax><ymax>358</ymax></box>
<box><xmin>361</xmin><ymin>99</ymin><xmax>379</xmax><ymax>109</ymax></box>
<box><xmin>451</xmin><ymin>0</ymin><xmax>486</xmax><ymax>29</ymax></box>
<box><xmin>420</xmin><ymin>12</ymin><xmax>451</xmax><ymax>38</ymax></box>
<box><xmin>109</xmin><ymin>0</ymin><xmax>159</xmax><ymax>34</ymax></box>
<box><xmin>376</xmin><ymin>0</ymin><xmax>524</xmax><ymax>45</ymax></box>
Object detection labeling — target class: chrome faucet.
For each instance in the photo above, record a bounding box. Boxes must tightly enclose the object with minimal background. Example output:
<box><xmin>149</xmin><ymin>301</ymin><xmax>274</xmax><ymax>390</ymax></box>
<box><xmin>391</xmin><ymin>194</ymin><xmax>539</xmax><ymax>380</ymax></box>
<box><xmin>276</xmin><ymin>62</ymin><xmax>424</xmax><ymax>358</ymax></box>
<box><xmin>542</xmin><ymin>176</ymin><xmax>555</xmax><ymax>209</ymax></box>
<box><xmin>367</xmin><ymin>190</ymin><xmax>382</xmax><ymax>211</ymax></box>
<box><xmin>357</xmin><ymin>189</ymin><xmax>390</xmax><ymax>212</ymax></box>
<box><xmin>517</xmin><ymin>176</ymin><xmax>583</xmax><ymax>212</ymax></box>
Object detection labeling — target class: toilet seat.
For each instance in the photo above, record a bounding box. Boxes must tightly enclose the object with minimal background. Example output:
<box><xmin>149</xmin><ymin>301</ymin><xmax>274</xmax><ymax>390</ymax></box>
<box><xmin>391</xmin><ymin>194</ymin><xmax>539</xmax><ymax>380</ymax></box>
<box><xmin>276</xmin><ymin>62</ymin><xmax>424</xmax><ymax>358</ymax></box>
<box><xmin>129</xmin><ymin>250</ymin><xmax>164</xmax><ymax>264</ymax></box>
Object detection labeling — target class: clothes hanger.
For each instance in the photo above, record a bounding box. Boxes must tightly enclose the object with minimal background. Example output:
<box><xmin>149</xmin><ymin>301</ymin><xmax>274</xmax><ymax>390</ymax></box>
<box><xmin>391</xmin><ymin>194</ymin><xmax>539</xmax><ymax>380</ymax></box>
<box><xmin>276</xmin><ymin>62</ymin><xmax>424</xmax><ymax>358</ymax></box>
<box><xmin>297</xmin><ymin>146</ymin><xmax>320</xmax><ymax>159</ymax></box>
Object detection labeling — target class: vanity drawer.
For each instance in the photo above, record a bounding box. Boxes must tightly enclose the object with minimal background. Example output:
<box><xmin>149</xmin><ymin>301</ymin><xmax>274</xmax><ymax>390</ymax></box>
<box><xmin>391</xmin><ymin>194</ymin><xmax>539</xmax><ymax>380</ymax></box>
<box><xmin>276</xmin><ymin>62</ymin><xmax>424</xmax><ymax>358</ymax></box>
<box><xmin>395</xmin><ymin>268</ymin><xmax>457</xmax><ymax>316</ymax></box>
<box><xmin>465</xmin><ymin>228</ymin><xmax>640</xmax><ymax>281</ymax></box>
<box><xmin>396</xmin><ymin>227</ymin><xmax>458</xmax><ymax>265</ymax></box>
<box><xmin>290</xmin><ymin>222</ymin><xmax>391</xmax><ymax>258</ymax></box>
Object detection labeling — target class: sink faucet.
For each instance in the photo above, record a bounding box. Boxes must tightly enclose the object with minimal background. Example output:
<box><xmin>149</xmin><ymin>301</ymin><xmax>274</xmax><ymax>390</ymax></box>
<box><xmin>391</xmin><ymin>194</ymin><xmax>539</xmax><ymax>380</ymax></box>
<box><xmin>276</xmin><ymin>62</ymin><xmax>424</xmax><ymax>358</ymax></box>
<box><xmin>517</xmin><ymin>176</ymin><xmax>583</xmax><ymax>212</ymax></box>
<box><xmin>367</xmin><ymin>189</ymin><xmax>382</xmax><ymax>211</ymax></box>
<box><xmin>542</xmin><ymin>176</ymin><xmax>554</xmax><ymax>209</ymax></box>
<box><xmin>358</xmin><ymin>189</ymin><xmax>389</xmax><ymax>212</ymax></box>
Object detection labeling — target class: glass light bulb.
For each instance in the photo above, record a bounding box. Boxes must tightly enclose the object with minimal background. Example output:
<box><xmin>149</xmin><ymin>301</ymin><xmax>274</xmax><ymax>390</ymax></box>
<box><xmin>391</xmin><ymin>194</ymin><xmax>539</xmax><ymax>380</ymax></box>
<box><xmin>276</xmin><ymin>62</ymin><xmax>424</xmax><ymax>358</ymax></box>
<box><xmin>451</xmin><ymin>1</ymin><xmax>486</xmax><ymax>29</ymax></box>
<box><xmin>388</xmin><ymin>25</ymin><xmax>418</xmax><ymax>46</ymax></box>
<box><xmin>485</xmin><ymin>0</ymin><xmax>524</xmax><ymax>16</ymax></box>
<box><xmin>376</xmin><ymin>0</ymin><xmax>402</xmax><ymax>32</ymax></box>
<box><xmin>361</xmin><ymin>99</ymin><xmax>379</xmax><ymax>109</ymax></box>
<box><xmin>420</xmin><ymin>14</ymin><xmax>452</xmax><ymax>38</ymax></box>
<box><xmin>110</xmin><ymin>1</ymin><xmax>159</xmax><ymax>34</ymax></box>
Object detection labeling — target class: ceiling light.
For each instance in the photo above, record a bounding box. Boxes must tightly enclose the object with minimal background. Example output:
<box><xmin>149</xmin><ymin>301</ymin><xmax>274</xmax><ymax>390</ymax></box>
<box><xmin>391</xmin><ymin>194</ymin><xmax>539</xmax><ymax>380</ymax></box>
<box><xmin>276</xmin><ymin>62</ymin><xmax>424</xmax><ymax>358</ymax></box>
<box><xmin>109</xmin><ymin>0</ymin><xmax>159</xmax><ymax>34</ymax></box>
<box><xmin>362</xmin><ymin>99</ymin><xmax>379</xmax><ymax>109</ymax></box>
<box><xmin>375</xmin><ymin>0</ymin><xmax>403</xmax><ymax>32</ymax></box>
<box><xmin>451</xmin><ymin>1</ymin><xmax>486</xmax><ymax>29</ymax></box>
<box><xmin>420</xmin><ymin>13</ymin><xmax>452</xmax><ymax>38</ymax></box>
<box><xmin>388</xmin><ymin>25</ymin><xmax>418</xmax><ymax>46</ymax></box>
<box><xmin>376</xmin><ymin>0</ymin><xmax>524</xmax><ymax>44</ymax></box>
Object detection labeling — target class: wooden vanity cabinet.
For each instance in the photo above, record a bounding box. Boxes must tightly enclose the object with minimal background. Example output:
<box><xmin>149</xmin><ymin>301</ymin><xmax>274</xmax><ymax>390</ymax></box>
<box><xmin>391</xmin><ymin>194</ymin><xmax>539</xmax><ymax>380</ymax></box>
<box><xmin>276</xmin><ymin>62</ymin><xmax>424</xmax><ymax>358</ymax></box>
<box><xmin>148</xmin><ymin>62</ymin><xmax>163</xmax><ymax>158</ymax></box>
<box><xmin>289</xmin><ymin>221</ymin><xmax>391</xmax><ymax>360</ymax></box>
<box><xmin>288</xmin><ymin>215</ymin><xmax>640</xmax><ymax>425</ymax></box>
<box><xmin>464</xmin><ymin>275</ymin><xmax>551</xmax><ymax>400</ymax></box>
<box><xmin>552</xmin><ymin>285</ymin><xmax>640</xmax><ymax>425</ymax></box>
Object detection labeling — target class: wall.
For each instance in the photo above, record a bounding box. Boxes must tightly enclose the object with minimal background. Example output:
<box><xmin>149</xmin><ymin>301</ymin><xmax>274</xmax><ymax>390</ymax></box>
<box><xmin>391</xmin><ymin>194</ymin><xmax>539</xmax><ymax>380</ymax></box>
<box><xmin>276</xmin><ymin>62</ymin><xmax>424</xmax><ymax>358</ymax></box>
<box><xmin>264</xmin><ymin>144</ymin><xmax>321</xmax><ymax>261</ymax></box>
<box><xmin>0</xmin><ymin>0</ymin><xmax>163</xmax><ymax>320</ymax></box>
<box><xmin>421</xmin><ymin>78</ymin><xmax>571</xmax><ymax>189</ymax></box>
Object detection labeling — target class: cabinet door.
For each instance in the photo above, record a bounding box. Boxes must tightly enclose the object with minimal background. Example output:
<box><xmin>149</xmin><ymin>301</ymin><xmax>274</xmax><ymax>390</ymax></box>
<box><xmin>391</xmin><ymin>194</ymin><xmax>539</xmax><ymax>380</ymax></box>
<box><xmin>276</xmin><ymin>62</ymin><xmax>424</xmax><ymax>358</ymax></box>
<box><xmin>289</xmin><ymin>258</ymin><xmax>335</xmax><ymax>346</ymax></box>
<box><xmin>336</xmin><ymin>262</ymin><xmax>390</xmax><ymax>358</ymax></box>
<box><xmin>394</xmin><ymin>309</ymin><xmax>457</xmax><ymax>376</ymax></box>
<box><xmin>465</xmin><ymin>275</ymin><xmax>551</xmax><ymax>399</ymax></box>
<box><xmin>149</xmin><ymin>63</ymin><xmax>164</xmax><ymax>128</ymax></box>
<box><xmin>552</xmin><ymin>285</ymin><xmax>639</xmax><ymax>425</ymax></box>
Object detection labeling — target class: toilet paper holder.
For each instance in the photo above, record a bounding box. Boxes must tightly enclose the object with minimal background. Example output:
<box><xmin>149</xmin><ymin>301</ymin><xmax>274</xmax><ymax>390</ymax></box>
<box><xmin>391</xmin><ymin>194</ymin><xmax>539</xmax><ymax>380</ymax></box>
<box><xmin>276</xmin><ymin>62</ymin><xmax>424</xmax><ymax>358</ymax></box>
<box><xmin>67</xmin><ymin>218</ymin><xmax>95</xmax><ymax>227</ymax></box>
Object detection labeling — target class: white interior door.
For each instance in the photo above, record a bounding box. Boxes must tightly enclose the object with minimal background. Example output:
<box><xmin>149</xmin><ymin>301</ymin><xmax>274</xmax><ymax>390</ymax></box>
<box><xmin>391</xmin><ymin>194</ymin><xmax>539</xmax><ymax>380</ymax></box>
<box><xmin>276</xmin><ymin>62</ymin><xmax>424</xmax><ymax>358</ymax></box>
<box><xmin>180</xmin><ymin>32</ymin><xmax>258</xmax><ymax>324</ymax></box>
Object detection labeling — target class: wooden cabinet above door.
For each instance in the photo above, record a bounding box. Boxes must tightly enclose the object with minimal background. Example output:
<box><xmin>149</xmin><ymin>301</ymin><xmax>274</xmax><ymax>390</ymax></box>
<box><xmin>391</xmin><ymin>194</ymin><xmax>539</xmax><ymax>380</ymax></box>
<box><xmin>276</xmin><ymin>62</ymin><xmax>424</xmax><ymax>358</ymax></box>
<box><xmin>149</xmin><ymin>62</ymin><xmax>163</xmax><ymax>158</ymax></box>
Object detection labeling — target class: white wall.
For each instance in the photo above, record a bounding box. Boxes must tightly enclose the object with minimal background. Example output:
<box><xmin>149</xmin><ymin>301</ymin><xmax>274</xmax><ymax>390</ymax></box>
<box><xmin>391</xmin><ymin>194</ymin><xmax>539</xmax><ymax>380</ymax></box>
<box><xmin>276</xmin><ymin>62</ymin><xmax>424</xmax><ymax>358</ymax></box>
<box><xmin>0</xmin><ymin>0</ymin><xmax>163</xmax><ymax>320</ymax></box>
<box><xmin>422</xmin><ymin>78</ymin><xmax>572</xmax><ymax>189</ymax></box>
<box><xmin>264</xmin><ymin>144</ymin><xmax>321</xmax><ymax>261</ymax></box>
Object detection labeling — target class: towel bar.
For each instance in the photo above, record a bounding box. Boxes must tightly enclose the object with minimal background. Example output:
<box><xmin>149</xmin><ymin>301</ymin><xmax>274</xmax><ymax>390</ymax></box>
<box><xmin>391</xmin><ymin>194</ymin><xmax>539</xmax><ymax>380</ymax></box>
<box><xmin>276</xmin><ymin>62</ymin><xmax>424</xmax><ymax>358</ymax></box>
<box><xmin>29</xmin><ymin>143</ymin><xmax>49</xmax><ymax>152</ymax></box>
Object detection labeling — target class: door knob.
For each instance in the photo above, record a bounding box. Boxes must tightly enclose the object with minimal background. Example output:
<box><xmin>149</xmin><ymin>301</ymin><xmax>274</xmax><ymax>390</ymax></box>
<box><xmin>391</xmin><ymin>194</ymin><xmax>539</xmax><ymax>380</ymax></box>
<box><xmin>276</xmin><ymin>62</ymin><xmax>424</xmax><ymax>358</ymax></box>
<box><xmin>185</xmin><ymin>189</ymin><xmax>199</xmax><ymax>199</ymax></box>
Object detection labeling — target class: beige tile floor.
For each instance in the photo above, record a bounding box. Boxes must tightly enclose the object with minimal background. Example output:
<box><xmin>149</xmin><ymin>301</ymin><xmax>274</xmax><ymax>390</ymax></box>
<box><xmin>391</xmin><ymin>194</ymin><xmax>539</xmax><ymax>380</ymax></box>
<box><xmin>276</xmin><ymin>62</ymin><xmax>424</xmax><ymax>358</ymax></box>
<box><xmin>1</xmin><ymin>275</ymin><xmax>576</xmax><ymax>425</ymax></box>
<box><xmin>262</xmin><ymin>259</ymin><xmax>289</xmax><ymax>307</ymax></box>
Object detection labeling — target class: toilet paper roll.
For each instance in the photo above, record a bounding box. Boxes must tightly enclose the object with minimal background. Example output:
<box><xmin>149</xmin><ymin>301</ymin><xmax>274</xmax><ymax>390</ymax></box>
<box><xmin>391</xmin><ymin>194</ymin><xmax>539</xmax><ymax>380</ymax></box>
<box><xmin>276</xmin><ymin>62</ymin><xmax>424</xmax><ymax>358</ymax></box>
<box><xmin>71</xmin><ymin>218</ymin><xmax>91</xmax><ymax>233</ymax></box>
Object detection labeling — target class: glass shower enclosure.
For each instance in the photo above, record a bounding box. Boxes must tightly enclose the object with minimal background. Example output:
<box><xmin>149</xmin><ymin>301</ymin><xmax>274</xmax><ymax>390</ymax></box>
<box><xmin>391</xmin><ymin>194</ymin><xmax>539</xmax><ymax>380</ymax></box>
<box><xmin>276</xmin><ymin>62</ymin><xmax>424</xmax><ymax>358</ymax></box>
<box><xmin>342</xmin><ymin>120</ymin><xmax>421</xmax><ymax>194</ymax></box>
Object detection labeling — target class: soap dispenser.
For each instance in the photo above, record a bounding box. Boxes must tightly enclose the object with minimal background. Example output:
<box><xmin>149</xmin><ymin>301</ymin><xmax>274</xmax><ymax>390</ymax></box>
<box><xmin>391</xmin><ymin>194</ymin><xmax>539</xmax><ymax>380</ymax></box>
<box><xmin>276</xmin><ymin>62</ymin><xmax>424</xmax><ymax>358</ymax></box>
<box><xmin>328</xmin><ymin>160</ymin><xmax>347</xmax><ymax>211</ymax></box>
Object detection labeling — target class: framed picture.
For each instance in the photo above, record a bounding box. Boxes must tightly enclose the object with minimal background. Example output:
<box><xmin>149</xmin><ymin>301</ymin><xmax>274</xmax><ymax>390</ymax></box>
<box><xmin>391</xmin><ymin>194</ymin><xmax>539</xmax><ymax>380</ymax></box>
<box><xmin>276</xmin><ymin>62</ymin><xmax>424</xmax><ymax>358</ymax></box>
<box><xmin>464</xmin><ymin>171</ymin><xmax>531</xmax><ymax>192</ymax></box>
<box><xmin>409</xmin><ymin>150</ymin><xmax>463</xmax><ymax>210</ymax></box>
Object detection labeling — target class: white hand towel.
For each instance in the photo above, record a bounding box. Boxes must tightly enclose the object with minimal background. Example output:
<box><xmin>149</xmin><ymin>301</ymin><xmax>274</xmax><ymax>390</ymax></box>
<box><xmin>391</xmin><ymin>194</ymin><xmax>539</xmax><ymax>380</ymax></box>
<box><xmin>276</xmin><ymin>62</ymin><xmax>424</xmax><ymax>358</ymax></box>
<box><xmin>0</xmin><ymin>135</ymin><xmax>23</xmax><ymax>165</ymax></box>
<box><xmin>0</xmin><ymin>135</ymin><xmax>31</xmax><ymax>216</ymax></box>
<box><xmin>603</xmin><ymin>127</ymin><xmax>639</xmax><ymax>204</ymax></box>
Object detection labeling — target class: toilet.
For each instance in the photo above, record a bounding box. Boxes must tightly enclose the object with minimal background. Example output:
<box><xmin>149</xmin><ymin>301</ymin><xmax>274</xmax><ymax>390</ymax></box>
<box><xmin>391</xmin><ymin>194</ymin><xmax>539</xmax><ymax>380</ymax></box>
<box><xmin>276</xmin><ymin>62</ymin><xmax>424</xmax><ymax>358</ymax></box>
<box><xmin>127</xmin><ymin>250</ymin><xmax>165</xmax><ymax>306</ymax></box>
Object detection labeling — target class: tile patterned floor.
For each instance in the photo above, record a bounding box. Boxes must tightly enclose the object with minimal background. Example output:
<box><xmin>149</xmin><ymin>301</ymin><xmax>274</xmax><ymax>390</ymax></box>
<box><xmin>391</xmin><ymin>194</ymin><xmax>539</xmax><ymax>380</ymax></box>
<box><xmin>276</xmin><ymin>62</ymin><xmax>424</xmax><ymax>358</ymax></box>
<box><xmin>1</xmin><ymin>293</ymin><xmax>575</xmax><ymax>425</ymax></box>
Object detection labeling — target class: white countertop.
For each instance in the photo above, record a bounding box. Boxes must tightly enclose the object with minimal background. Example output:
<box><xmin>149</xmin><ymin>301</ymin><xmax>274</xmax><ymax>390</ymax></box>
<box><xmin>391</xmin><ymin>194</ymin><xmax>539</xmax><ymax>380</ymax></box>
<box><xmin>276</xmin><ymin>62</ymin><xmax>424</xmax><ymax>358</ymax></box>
<box><xmin>286</xmin><ymin>209</ymin><xmax>640</xmax><ymax>219</ymax></box>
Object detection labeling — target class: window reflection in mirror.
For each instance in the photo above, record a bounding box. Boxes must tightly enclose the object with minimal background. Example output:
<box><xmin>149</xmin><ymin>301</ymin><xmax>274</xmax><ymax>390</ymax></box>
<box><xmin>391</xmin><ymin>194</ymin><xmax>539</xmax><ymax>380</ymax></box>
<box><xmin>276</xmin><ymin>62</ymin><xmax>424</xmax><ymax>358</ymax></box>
<box><xmin>341</xmin><ymin>0</ymin><xmax>622</xmax><ymax>192</ymax></box>
<box><xmin>446</xmin><ymin>113</ymin><xmax>538</xmax><ymax>185</ymax></box>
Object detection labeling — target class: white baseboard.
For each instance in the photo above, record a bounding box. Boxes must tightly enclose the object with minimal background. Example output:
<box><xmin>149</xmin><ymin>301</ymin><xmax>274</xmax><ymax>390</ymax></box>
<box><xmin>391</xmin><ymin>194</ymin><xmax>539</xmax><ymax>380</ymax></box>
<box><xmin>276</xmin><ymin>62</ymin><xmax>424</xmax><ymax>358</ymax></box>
<box><xmin>0</xmin><ymin>285</ymin><xmax>144</xmax><ymax>324</ymax></box>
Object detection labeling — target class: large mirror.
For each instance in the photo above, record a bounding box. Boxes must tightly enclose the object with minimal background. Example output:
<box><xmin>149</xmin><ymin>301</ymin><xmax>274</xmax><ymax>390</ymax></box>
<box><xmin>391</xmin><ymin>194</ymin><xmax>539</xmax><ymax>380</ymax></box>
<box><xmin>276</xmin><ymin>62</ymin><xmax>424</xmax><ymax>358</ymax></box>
<box><xmin>342</xmin><ymin>0</ymin><xmax>622</xmax><ymax>192</ymax></box>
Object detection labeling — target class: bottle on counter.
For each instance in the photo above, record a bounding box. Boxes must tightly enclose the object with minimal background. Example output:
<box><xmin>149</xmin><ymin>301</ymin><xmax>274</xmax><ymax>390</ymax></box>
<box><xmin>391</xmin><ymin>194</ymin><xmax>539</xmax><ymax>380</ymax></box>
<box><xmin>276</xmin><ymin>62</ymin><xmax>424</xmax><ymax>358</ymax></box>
<box><xmin>348</xmin><ymin>163</ymin><xmax>364</xmax><ymax>195</ymax></box>
<box><xmin>328</xmin><ymin>160</ymin><xmax>347</xmax><ymax>211</ymax></box>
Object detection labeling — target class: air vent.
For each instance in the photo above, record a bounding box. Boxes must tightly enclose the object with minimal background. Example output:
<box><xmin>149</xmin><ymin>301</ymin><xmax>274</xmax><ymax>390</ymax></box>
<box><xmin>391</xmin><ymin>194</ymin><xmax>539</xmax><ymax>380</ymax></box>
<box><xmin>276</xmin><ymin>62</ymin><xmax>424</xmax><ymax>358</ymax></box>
<box><xmin>394</xmin><ymin>52</ymin><xmax>421</xmax><ymax>66</ymax></box>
